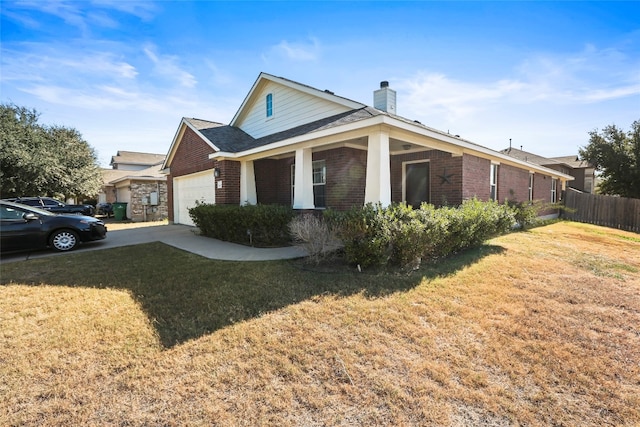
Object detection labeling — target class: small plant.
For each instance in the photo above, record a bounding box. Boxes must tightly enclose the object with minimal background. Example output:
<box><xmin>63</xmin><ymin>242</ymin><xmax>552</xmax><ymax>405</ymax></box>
<box><xmin>288</xmin><ymin>213</ymin><xmax>341</xmax><ymax>265</ymax></box>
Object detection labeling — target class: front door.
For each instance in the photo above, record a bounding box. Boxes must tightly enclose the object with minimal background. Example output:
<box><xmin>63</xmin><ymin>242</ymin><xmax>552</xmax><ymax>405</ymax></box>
<box><xmin>406</xmin><ymin>162</ymin><xmax>430</xmax><ymax>208</ymax></box>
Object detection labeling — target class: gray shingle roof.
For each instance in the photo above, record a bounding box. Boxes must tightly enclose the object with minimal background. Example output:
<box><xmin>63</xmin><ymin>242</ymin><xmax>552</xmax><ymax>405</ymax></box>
<box><xmin>185</xmin><ymin>108</ymin><xmax>383</xmax><ymax>153</ymax></box>
<box><xmin>499</xmin><ymin>147</ymin><xmax>556</xmax><ymax>165</ymax></box>
<box><xmin>110</xmin><ymin>150</ymin><xmax>166</xmax><ymax>166</ymax></box>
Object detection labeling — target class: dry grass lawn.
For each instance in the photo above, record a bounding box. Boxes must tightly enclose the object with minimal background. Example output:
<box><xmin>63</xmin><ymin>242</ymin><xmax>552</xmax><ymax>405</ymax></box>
<box><xmin>1</xmin><ymin>221</ymin><xmax>639</xmax><ymax>426</ymax></box>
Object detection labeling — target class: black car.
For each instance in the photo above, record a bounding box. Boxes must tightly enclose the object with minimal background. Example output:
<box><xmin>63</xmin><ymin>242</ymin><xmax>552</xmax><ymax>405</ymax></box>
<box><xmin>96</xmin><ymin>202</ymin><xmax>114</xmax><ymax>218</ymax></box>
<box><xmin>0</xmin><ymin>200</ymin><xmax>107</xmax><ymax>253</ymax></box>
<box><xmin>6</xmin><ymin>197</ymin><xmax>95</xmax><ymax>216</ymax></box>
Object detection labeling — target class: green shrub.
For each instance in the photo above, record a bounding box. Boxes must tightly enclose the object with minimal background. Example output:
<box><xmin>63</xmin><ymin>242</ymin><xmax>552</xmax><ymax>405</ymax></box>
<box><xmin>330</xmin><ymin>199</ymin><xmax>515</xmax><ymax>269</ymax></box>
<box><xmin>331</xmin><ymin>203</ymin><xmax>392</xmax><ymax>268</ymax></box>
<box><xmin>506</xmin><ymin>199</ymin><xmax>545</xmax><ymax>229</ymax></box>
<box><xmin>188</xmin><ymin>203</ymin><xmax>294</xmax><ymax>247</ymax></box>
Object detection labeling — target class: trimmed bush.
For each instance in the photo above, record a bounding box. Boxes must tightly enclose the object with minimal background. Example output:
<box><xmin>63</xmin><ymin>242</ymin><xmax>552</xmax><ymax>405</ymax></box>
<box><xmin>329</xmin><ymin>203</ymin><xmax>392</xmax><ymax>268</ymax></box>
<box><xmin>189</xmin><ymin>203</ymin><xmax>294</xmax><ymax>247</ymax></box>
<box><xmin>330</xmin><ymin>199</ymin><xmax>516</xmax><ymax>269</ymax></box>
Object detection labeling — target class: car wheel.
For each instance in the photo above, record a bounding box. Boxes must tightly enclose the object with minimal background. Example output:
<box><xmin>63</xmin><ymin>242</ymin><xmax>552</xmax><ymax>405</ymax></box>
<box><xmin>49</xmin><ymin>229</ymin><xmax>79</xmax><ymax>251</ymax></box>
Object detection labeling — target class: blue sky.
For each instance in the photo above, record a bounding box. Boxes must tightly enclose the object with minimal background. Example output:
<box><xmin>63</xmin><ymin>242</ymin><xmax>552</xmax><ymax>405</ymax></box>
<box><xmin>2</xmin><ymin>1</ymin><xmax>639</xmax><ymax>166</ymax></box>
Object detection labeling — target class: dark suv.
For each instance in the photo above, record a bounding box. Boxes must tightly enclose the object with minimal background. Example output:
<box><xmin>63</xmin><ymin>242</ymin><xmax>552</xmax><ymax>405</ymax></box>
<box><xmin>6</xmin><ymin>197</ymin><xmax>95</xmax><ymax>216</ymax></box>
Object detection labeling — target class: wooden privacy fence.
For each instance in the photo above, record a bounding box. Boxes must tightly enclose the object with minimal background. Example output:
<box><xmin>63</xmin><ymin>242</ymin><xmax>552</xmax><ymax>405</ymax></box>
<box><xmin>562</xmin><ymin>189</ymin><xmax>640</xmax><ymax>233</ymax></box>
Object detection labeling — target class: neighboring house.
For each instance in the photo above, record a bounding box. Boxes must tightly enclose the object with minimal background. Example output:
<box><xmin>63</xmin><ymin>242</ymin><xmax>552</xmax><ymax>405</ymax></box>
<box><xmin>499</xmin><ymin>148</ymin><xmax>596</xmax><ymax>194</ymax></box>
<box><xmin>161</xmin><ymin>73</ymin><xmax>574</xmax><ymax>226</ymax></box>
<box><xmin>99</xmin><ymin>151</ymin><xmax>168</xmax><ymax>221</ymax></box>
<box><xmin>110</xmin><ymin>151</ymin><xmax>167</xmax><ymax>171</ymax></box>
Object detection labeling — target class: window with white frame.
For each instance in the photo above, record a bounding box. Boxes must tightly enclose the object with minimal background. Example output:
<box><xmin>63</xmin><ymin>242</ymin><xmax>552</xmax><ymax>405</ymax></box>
<box><xmin>528</xmin><ymin>173</ymin><xmax>534</xmax><ymax>201</ymax></box>
<box><xmin>291</xmin><ymin>160</ymin><xmax>326</xmax><ymax>208</ymax></box>
<box><xmin>266</xmin><ymin>93</ymin><xmax>273</xmax><ymax>118</ymax></box>
<box><xmin>490</xmin><ymin>163</ymin><xmax>499</xmax><ymax>201</ymax></box>
<box><xmin>551</xmin><ymin>178</ymin><xmax>557</xmax><ymax>203</ymax></box>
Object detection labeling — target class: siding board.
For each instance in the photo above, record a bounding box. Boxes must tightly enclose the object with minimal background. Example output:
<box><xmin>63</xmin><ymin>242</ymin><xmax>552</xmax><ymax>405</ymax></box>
<box><xmin>237</xmin><ymin>82</ymin><xmax>352</xmax><ymax>138</ymax></box>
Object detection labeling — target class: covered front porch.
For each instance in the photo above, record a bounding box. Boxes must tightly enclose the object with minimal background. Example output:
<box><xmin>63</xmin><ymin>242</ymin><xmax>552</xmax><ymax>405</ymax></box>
<box><xmin>210</xmin><ymin>120</ymin><xmax>468</xmax><ymax>211</ymax></box>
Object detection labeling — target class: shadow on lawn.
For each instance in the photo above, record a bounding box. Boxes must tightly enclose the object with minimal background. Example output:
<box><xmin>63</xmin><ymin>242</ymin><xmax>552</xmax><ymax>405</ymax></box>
<box><xmin>1</xmin><ymin>242</ymin><xmax>504</xmax><ymax>348</ymax></box>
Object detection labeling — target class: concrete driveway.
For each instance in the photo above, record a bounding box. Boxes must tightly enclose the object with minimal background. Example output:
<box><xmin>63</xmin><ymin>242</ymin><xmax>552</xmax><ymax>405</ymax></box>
<box><xmin>0</xmin><ymin>221</ymin><xmax>306</xmax><ymax>263</ymax></box>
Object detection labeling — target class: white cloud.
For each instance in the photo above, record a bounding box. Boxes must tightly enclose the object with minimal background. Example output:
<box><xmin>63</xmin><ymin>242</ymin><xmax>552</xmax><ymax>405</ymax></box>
<box><xmin>2</xmin><ymin>0</ymin><xmax>157</xmax><ymax>34</ymax></box>
<box><xmin>1</xmin><ymin>46</ymin><xmax>138</xmax><ymax>82</ymax></box>
<box><xmin>397</xmin><ymin>43</ymin><xmax>640</xmax><ymax>125</ymax></box>
<box><xmin>143</xmin><ymin>46</ymin><xmax>197</xmax><ymax>88</ymax></box>
<box><xmin>263</xmin><ymin>38</ymin><xmax>321</xmax><ymax>63</ymax></box>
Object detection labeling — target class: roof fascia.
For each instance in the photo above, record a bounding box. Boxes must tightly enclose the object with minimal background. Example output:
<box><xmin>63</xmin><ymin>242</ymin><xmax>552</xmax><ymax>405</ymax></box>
<box><xmin>110</xmin><ymin>176</ymin><xmax>167</xmax><ymax>185</ymax></box>
<box><xmin>229</xmin><ymin>72</ymin><xmax>365</xmax><ymax>126</ymax></box>
<box><xmin>161</xmin><ymin>118</ymin><xmax>220</xmax><ymax>170</ymax></box>
<box><xmin>213</xmin><ymin>114</ymin><xmax>574</xmax><ymax>181</ymax></box>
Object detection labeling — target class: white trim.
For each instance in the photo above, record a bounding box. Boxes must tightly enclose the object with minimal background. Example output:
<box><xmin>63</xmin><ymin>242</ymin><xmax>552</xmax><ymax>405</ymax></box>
<box><xmin>230</xmin><ymin>72</ymin><xmax>365</xmax><ymax>126</ymax></box>
<box><xmin>364</xmin><ymin>129</ymin><xmax>391</xmax><ymax>206</ymax></box>
<box><xmin>209</xmin><ymin>114</ymin><xmax>574</xmax><ymax>182</ymax></box>
<box><xmin>240</xmin><ymin>160</ymin><xmax>257</xmax><ymax>205</ymax></box>
<box><xmin>162</xmin><ymin>118</ymin><xmax>221</xmax><ymax>170</ymax></box>
<box><xmin>292</xmin><ymin>148</ymin><xmax>315</xmax><ymax>209</ymax></box>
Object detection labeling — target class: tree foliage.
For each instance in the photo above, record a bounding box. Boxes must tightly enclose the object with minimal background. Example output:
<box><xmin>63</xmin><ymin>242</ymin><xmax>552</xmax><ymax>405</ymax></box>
<box><xmin>0</xmin><ymin>103</ymin><xmax>103</xmax><ymax>199</ymax></box>
<box><xmin>579</xmin><ymin>120</ymin><xmax>640</xmax><ymax>199</ymax></box>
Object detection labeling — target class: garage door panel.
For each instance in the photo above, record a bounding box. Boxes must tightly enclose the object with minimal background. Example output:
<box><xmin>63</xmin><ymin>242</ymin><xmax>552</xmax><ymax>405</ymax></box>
<box><xmin>174</xmin><ymin>170</ymin><xmax>215</xmax><ymax>226</ymax></box>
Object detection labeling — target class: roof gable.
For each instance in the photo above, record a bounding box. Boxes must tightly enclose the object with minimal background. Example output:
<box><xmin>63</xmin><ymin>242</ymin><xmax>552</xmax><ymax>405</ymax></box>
<box><xmin>110</xmin><ymin>150</ymin><xmax>166</xmax><ymax>167</ymax></box>
<box><xmin>230</xmin><ymin>72</ymin><xmax>365</xmax><ymax>139</ymax></box>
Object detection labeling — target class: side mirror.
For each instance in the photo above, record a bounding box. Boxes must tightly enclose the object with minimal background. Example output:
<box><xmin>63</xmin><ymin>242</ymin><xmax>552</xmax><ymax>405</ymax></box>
<box><xmin>23</xmin><ymin>212</ymin><xmax>38</xmax><ymax>221</ymax></box>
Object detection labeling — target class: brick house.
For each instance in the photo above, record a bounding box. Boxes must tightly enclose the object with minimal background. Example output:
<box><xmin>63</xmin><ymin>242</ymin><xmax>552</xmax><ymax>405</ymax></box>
<box><xmin>99</xmin><ymin>151</ymin><xmax>168</xmax><ymax>221</ymax></box>
<box><xmin>162</xmin><ymin>73</ymin><xmax>573</xmax><ymax>226</ymax></box>
<box><xmin>499</xmin><ymin>148</ymin><xmax>596</xmax><ymax>194</ymax></box>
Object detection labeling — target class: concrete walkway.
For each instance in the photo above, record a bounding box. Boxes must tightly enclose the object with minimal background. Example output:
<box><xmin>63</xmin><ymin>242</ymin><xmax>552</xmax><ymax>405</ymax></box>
<box><xmin>0</xmin><ymin>223</ymin><xmax>307</xmax><ymax>263</ymax></box>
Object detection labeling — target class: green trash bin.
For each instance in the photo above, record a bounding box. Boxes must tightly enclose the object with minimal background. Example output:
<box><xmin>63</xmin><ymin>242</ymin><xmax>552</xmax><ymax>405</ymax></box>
<box><xmin>112</xmin><ymin>202</ymin><xmax>128</xmax><ymax>220</ymax></box>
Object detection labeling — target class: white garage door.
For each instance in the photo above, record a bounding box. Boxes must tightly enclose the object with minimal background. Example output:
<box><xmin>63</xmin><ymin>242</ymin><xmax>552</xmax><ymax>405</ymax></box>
<box><xmin>174</xmin><ymin>170</ymin><xmax>216</xmax><ymax>226</ymax></box>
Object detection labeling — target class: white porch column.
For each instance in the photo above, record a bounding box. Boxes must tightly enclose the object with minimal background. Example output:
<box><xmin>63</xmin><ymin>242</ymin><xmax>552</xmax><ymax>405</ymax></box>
<box><xmin>240</xmin><ymin>160</ymin><xmax>257</xmax><ymax>205</ymax></box>
<box><xmin>364</xmin><ymin>129</ymin><xmax>392</xmax><ymax>206</ymax></box>
<box><xmin>293</xmin><ymin>148</ymin><xmax>315</xmax><ymax>209</ymax></box>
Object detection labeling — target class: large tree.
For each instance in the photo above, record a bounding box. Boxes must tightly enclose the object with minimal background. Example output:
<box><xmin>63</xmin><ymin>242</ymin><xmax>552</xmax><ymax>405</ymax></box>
<box><xmin>579</xmin><ymin>119</ymin><xmax>640</xmax><ymax>199</ymax></box>
<box><xmin>0</xmin><ymin>103</ymin><xmax>103</xmax><ymax>199</ymax></box>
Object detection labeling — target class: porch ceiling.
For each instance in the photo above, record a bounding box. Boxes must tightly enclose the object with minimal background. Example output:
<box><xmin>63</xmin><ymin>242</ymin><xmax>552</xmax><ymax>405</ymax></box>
<box><xmin>254</xmin><ymin>135</ymin><xmax>460</xmax><ymax>161</ymax></box>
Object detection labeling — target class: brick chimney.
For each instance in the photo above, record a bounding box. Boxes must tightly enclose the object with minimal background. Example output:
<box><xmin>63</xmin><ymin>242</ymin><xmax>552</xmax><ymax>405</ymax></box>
<box><xmin>373</xmin><ymin>81</ymin><xmax>396</xmax><ymax>114</ymax></box>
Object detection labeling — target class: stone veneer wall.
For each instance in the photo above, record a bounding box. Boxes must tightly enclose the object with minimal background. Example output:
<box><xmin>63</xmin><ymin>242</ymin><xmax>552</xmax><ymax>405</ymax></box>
<box><xmin>129</xmin><ymin>181</ymin><xmax>169</xmax><ymax>222</ymax></box>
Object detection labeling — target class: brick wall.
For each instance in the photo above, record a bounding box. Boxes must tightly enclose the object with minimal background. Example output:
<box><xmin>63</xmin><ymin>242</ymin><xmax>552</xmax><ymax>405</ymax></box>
<box><xmin>391</xmin><ymin>150</ymin><xmax>463</xmax><ymax>207</ymax></box>
<box><xmin>319</xmin><ymin>147</ymin><xmax>367</xmax><ymax>210</ymax></box>
<box><xmin>497</xmin><ymin>163</ymin><xmax>530</xmax><ymax>203</ymax></box>
<box><xmin>167</xmin><ymin>126</ymin><xmax>217</xmax><ymax>222</ymax></box>
<box><xmin>462</xmin><ymin>154</ymin><xmax>491</xmax><ymax>201</ymax></box>
<box><xmin>216</xmin><ymin>160</ymin><xmax>240</xmax><ymax>205</ymax></box>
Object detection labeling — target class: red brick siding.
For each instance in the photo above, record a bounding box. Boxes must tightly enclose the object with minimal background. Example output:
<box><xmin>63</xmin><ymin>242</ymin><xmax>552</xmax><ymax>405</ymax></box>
<box><xmin>462</xmin><ymin>154</ymin><xmax>491</xmax><ymax>201</ymax></box>
<box><xmin>217</xmin><ymin>160</ymin><xmax>240</xmax><ymax>205</ymax></box>
<box><xmin>318</xmin><ymin>148</ymin><xmax>367</xmax><ymax>210</ymax></box>
<box><xmin>497</xmin><ymin>163</ymin><xmax>530</xmax><ymax>203</ymax></box>
<box><xmin>254</xmin><ymin>148</ymin><xmax>367</xmax><ymax>210</ymax></box>
<box><xmin>391</xmin><ymin>150</ymin><xmax>463</xmax><ymax>207</ymax></box>
<box><xmin>167</xmin><ymin>126</ymin><xmax>217</xmax><ymax>221</ymax></box>
<box><xmin>255</xmin><ymin>157</ymin><xmax>294</xmax><ymax>205</ymax></box>
<box><xmin>254</xmin><ymin>159</ymin><xmax>280</xmax><ymax>204</ymax></box>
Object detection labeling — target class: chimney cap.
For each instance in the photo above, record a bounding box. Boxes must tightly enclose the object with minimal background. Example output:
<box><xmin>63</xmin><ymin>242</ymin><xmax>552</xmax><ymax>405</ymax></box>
<box><xmin>380</xmin><ymin>81</ymin><xmax>389</xmax><ymax>88</ymax></box>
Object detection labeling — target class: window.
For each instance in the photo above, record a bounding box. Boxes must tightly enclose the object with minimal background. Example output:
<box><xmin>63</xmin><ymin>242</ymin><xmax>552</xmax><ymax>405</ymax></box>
<box><xmin>551</xmin><ymin>178</ymin><xmax>557</xmax><ymax>203</ymax></box>
<box><xmin>291</xmin><ymin>160</ymin><xmax>326</xmax><ymax>208</ymax></box>
<box><xmin>584</xmin><ymin>177</ymin><xmax>593</xmax><ymax>193</ymax></box>
<box><xmin>266</xmin><ymin>93</ymin><xmax>273</xmax><ymax>118</ymax></box>
<box><xmin>528</xmin><ymin>173</ymin><xmax>534</xmax><ymax>201</ymax></box>
<box><xmin>490</xmin><ymin>164</ymin><xmax>498</xmax><ymax>201</ymax></box>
